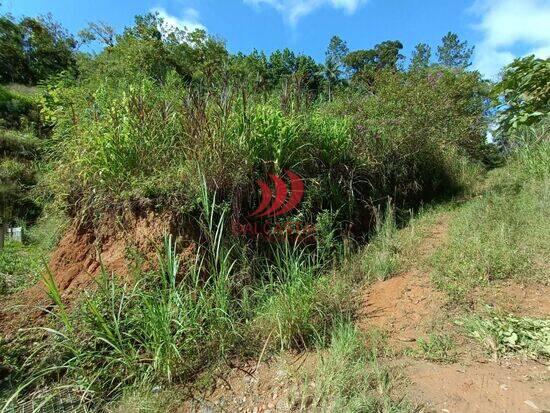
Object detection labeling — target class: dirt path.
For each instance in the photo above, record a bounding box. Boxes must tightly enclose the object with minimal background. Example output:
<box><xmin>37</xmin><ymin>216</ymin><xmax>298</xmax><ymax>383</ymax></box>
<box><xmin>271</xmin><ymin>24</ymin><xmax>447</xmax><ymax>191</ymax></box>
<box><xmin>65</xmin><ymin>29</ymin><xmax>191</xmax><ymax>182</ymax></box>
<box><xmin>357</xmin><ymin>216</ymin><xmax>449</xmax><ymax>348</ymax></box>
<box><xmin>359</xmin><ymin>214</ymin><xmax>550</xmax><ymax>413</ymax></box>
<box><xmin>403</xmin><ymin>358</ymin><xmax>550</xmax><ymax>413</ymax></box>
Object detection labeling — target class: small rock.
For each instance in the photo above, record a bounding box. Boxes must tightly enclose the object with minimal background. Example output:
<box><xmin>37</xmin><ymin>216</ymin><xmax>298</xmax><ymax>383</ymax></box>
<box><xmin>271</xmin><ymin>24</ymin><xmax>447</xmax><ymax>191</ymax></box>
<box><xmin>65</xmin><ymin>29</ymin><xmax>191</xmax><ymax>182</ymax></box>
<box><xmin>500</xmin><ymin>384</ymin><xmax>508</xmax><ymax>391</ymax></box>
<box><xmin>524</xmin><ymin>400</ymin><xmax>539</xmax><ymax>410</ymax></box>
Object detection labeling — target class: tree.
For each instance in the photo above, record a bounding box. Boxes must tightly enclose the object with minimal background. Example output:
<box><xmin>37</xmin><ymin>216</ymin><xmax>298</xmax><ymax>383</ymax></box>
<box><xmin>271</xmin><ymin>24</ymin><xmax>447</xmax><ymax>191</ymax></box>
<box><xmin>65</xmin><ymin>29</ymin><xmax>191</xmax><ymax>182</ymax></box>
<box><xmin>323</xmin><ymin>36</ymin><xmax>349</xmax><ymax>99</ymax></box>
<box><xmin>437</xmin><ymin>32</ymin><xmax>474</xmax><ymax>69</ymax></box>
<box><xmin>0</xmin><ymin>13</ymin><xmax>76</xmax><ymax>84</ymax></box>
<box><xmin>21</xmin><ymin>15</ymin><xmax>77</xmax><ymax>83</ymax></box>
<box><xmin>493</xmin><ymin>56</ymin><xmax>550</xmax><ymax>140</ymax></box>
<box><xmin>375</xmin><ymin>40</ymin><xmax>404</xmax><ymax>69</ymax></box>
<box><xmin>325</xmin><ymin>36</ymin><xmax>349</xmax><ymax>70</ymax></box>
<box><xmin>78</xmin><ymin>21</ymin><xmax>115</xmax><ymax>47</ymax></box>
<box><xmin>343</xmin><ymin>40</ymin><xmax>403</xmax><ymax>80</ymax></box>
<box><xmin>343</xmin><ymin>49</ymin><xmax>377</xmax><ymax>75</ymax></box>
<box><xmin>230</xmin><ymin>50</ymin><xmax>270</xmax><ymax>95</ymax></box>
<box><xmin>269</xmin><ymin>48</ymin><xmax>298</xmax><ymax>85</ymax></box>
<box><xmin>410</xmin><ymin>43</ymin><xmax>431</xmax><ymax>70</ymax></box>
<box><xmin>0</xmin><ymin>15</ymin><xmax>26</xmax><ymax>83</ymax></box>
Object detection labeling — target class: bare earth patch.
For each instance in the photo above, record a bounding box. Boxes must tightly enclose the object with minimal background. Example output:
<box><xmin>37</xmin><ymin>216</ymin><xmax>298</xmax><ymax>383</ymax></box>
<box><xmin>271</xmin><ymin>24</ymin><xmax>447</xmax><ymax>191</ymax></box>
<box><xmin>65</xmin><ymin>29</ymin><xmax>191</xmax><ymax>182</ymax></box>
<box><xmin>0</xmin><ymin>210</ymin><xmax>190</xmax><ymax>340</ymax></box>
<box><xmin>472</xmin><ymin>281</ymin><xmax>550</xmax><ymax>318</ymax></box>
<box><xmin>402</xmin><ymin>358</ymin><xmax>550</xmax><ymax>413</ymax></box>
<box><xmin>179</xmin><ymin>353</ymin><xmax>318</xmax><ymax>413</ymax></box>
<box><xmin>359</xmin><ymin>213</ymin><xmax>550</xmax><ymax>413</ymax></box>
<box><xmin>358</xmin><ymin>216</ymin><xmax>449</xmax><ymax>347</ymax></box>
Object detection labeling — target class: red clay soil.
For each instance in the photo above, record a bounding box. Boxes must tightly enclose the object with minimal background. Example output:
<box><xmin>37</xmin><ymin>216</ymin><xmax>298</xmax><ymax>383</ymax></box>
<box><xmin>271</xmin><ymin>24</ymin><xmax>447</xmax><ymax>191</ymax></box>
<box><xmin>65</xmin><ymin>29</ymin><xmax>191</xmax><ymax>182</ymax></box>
<box><xmin>0</xmin><ymin>210</ymin><xmax>183</xmax><ymax>339</ymax></box>
<box><xmin>472</xmin><ymin>281</ymin><xmax>550</xmax><ymax>318</ymax></box>
<box><xmin>359</xmin><ymin>214</ymin><xmax>550</xmax><ymax>413</ymax></box>
<box><xmin>358</xmin><ymin>216</ymin><xmax>449</xmax><ymax>347</ymax></box>
<box><xmin>403</xmin><ymin>357</ymin><xmax>550</xmax><ymax>413</ymax></box>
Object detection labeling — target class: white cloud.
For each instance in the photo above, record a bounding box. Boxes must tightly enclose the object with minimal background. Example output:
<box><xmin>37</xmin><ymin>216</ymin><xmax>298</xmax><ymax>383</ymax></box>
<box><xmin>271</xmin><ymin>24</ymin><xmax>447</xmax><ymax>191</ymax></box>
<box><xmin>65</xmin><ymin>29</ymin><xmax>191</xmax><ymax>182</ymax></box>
<box><xmin>471</xmin><ymin>0</ymin><xmax>550</xmax><ymax>79</ymax></box>
<box><xmin>151</xmin><ymin>6</ymin><xmax>206</xmax><ymax>33</ymax></box>
<box><xmin>244</xmin><ymin>0</ymin><xmax>367</xmax><ymax>26</ymax></box>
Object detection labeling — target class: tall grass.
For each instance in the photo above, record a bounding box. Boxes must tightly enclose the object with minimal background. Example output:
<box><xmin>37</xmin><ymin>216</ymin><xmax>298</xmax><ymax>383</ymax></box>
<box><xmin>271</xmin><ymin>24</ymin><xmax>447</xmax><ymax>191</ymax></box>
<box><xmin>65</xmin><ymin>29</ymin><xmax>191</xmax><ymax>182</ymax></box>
<box><xmin>294</xmin><ymin>321</ymin><xmax>413</xmax><ymax>412</ymax></box>
<box><xmin>431</xmin><ymin>139</ymin><xmax>550</xmax><ymax>299</ymax></box>
<box><xmin>43</xmin><ymin>67</ymin><xmax>487</xmax><ymax>237</ymax></box>
<box><xmin>2</xmin><ymin>190</ymin><xmax>355</xmax><ymax>410</ymax></box>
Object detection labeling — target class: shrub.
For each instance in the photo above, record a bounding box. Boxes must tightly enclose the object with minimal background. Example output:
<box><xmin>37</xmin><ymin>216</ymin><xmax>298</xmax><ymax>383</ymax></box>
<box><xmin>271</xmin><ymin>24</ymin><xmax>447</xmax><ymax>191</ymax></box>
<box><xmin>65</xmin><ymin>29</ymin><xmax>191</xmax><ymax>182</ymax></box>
<box><xmin>0</xmin><ymin>86</ymin><xmax>36</xmax><ymax>129</ymax></box>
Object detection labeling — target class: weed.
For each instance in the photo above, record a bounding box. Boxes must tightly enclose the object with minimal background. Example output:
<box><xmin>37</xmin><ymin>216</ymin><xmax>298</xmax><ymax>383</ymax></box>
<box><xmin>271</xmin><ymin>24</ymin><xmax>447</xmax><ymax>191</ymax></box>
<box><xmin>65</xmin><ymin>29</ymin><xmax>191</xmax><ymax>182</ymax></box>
<box><xmin>361</xmin><ymin>202</ymin><xmax>399</xmax><ymax>282</ymax></box>
<box><xmin>294</xmin><ymin>321</ymin><xmax>414</xmax><ymax>412</ymax></box>
<box><xmin>407</xmin><ymin>334</ymin><xmax>458</xmax><ymax>363</ymax></box>
<box><xmin>461</xmin><ymin>310</ymin><xmax>550</xmax><ymax>360</ymax></box>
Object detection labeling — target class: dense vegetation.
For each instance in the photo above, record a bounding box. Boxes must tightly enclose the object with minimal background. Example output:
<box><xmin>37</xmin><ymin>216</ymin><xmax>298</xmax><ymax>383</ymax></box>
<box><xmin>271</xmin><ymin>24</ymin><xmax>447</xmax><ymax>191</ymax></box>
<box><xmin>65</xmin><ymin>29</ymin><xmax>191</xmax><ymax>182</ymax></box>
<box><xmin>0</xmin><ymin>7</ymin><xmax>548</xmax><ymax>412</ymax></box>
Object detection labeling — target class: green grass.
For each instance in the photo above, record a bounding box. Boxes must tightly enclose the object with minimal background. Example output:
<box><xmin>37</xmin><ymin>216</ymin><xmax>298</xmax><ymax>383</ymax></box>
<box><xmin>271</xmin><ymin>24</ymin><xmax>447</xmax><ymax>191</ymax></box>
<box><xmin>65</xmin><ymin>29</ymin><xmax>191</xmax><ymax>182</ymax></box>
<box><xmin>294</xmin><ymin>321</ymin><xmax>414</xmax><ymax>412</ymax></box>
<box><xmin>431</xmin><ymin>141</ymin><xmax>550</xmax><ymax>299</ymax></box>
<box><xmin>406</xmin><ymin>334</ymin><xmax>458</xmax><ymax>363</ymax></box>
<box><xmin>0</xmin><ymin>213</ymin><xmax>65</xmax><ymax>296</ymax></box>
<box><xmin>0</xmin><ymin>193</ymin><xmax>352</xmax><ymax>410</ymax></box>
<box><xmin>360</xmin><ymin>203</ymin><xmax>400</xmax><ymax>282</ymax></box>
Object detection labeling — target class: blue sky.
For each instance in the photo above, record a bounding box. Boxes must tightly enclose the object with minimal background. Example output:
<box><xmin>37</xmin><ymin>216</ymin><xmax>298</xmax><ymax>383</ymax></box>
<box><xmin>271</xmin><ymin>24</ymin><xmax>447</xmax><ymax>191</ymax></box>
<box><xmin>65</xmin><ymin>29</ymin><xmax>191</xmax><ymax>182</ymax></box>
<box><xmin>3</xmin><ymin>0</ymin><xmax>550</xmax><ymax>78</ymax></box>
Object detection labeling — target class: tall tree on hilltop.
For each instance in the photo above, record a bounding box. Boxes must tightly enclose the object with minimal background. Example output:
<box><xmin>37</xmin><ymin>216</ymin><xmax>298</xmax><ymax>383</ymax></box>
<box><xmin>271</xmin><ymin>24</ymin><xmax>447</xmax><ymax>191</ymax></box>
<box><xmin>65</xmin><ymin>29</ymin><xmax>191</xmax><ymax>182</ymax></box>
<box><xmin>325</xmin><ymin>35</ymin><xmax>349</xmax><ymax>70</ymax></box>
<box><xmin>0</xmin><ymin>13</ymin><xmax>76</xmax><ymax>84</ymax></box>
<box><xmin>323</xmin><ymin>35</ymin><xmax>349</xmax><ymax>99</ymax></box>
<box><xmin>437</xmin><ymin>32</ymin><xmax>474</xmax><ymax>69</ymax></box>
<box><xmin>375</xmin><ymin>40</ymin><xmax>404</xmax><ymax>69</ymax></box>
<box><xmin>410</xmin><ymin>43</ymin><xmax>431</xmax><ymax>70</ymax></box>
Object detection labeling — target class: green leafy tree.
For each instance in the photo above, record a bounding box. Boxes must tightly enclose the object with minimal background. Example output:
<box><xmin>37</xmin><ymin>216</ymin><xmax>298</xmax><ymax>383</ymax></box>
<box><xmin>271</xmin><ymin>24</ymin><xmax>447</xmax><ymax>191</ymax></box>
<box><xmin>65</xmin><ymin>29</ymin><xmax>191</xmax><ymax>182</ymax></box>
<box><xmin>343</xmin><ymin>49</ymin><xmax>377</xmax><ymax>75</ymax></box>
<box><xmin>230</xmin><ymin>50</ymin><xmax>270</xmax><ymax>95</ymax></box>
<box><xmin>344</xmin><ymin>41</ymin><xmax>403</xmax><ymax>73</ymax></box>
<box><xmin>410</xmin><ymin>43</ymin><xmax>431</xmax><ymax>70</ymax></box>
<box><xmin>269</xmin><ymin>48</ymin><xmax>298</xmax><ymax>85</ymax></box>
<box><xmin>0</xmin><ymin>15</ymin><xmax>26</xmax><ymax>83</ymax></box>
<box><xmin>437</xmin><ymin>32</ymin><xmax>474</xmax><ymax>69</ymax></box>
<box><xmin>375</xmin><ymin>40</ymin><xmax>404</xmax><ymax>69</ymax></box>
<box><xmin>493</xmin><ymin>56</ymin><xmax>550</xmax><ymax>140</ymax></box>
<box><xmin>0</xmin><ymin>13</ymin><xmax>76</xmax><ymax>84</ymax></box>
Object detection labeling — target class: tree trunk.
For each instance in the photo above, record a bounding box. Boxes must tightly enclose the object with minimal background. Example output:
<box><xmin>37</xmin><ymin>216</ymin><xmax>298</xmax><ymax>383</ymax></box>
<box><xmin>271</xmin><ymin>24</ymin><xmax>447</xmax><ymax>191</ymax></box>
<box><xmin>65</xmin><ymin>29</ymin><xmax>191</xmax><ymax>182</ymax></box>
<box><xmin>0</xmin><ymin>221</ymin><xmax>5</xmax><ymax>250</ymax></box>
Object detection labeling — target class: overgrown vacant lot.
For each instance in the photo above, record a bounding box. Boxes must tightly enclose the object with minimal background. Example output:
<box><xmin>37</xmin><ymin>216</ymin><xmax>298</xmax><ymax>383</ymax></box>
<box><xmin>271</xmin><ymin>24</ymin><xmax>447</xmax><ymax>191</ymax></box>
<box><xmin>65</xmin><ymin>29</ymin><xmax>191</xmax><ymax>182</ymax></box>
<box><xmin>0</xmin><ymin>6</ymin><xmax>549</xmax><ymax>413</ymax></box>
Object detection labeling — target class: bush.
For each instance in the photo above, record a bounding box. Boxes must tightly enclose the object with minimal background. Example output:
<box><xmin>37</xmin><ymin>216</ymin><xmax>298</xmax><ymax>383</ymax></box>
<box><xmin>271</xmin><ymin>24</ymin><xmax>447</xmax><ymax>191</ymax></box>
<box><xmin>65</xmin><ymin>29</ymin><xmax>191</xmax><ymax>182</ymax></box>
<box><xmin>42</xmin><ymin>67</ymin><xmax>486</xmax><ymax>240</ymax></box>
<box><xmin>0</xmin><ymin>86</ymin><xmax>36</xmax><ymax>129</ymax></box>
